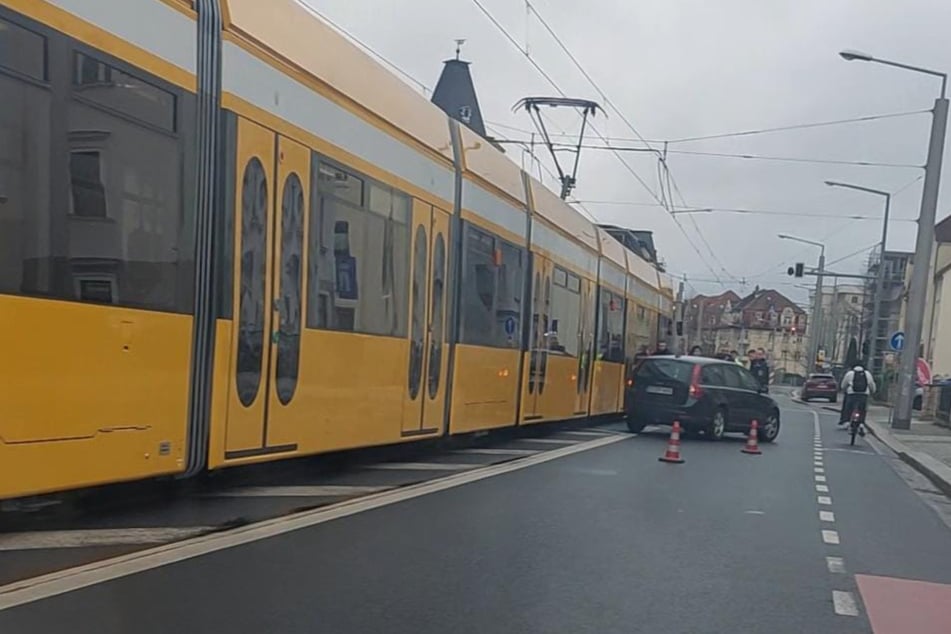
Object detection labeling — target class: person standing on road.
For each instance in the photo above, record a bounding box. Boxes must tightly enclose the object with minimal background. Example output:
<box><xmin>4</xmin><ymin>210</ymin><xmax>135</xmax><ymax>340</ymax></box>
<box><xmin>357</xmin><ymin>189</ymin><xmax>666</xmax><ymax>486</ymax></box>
<box><xmin>652</xmin><ymin>341</ymin><xmax>673</xmax><ymax>355</ymax></box>
<box><xmin>839</xmin><ymin>364</ymin><xmax>876</xmax><ymax>435</ymax></box>
<box><xmin>749</xmin><ymin>349</ymin><xmax>770</xmax><ymax>391</ymax></box>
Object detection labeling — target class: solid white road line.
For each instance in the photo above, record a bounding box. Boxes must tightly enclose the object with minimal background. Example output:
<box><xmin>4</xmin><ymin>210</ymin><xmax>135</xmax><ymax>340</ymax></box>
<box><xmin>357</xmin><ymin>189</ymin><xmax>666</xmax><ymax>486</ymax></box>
<box><xmin>559</xmin><ymin>430</ymin><xmax>614</xmax><ymax>437</ymax></box>
<box><xmin>816</xmin><ymin>484</ymin><xmax>830</xmax><ymax>493</ymax></box>
<box><xmin>818</xmin><ymin>496</ymin><xmax>833</xmax><ymax>505</ymax></box>
<box><xmin>819</xmin><ymin>511</ymin><xmax>836</xmax><ymax>522</ymax></box>
<box><xmin>0</xmin><ymin>434</ymin><xmax>627</xmax><ymax>611</ymax></box>
<box><xmin>516</xmin><ymin>438</ymin><xmax>579</xmax><ymax>445</ymax></box>
<box><xmin>832</xmin><ymin>590</ymin><xmax>859</xmax><ymax>616</ymax></box>
<box><xmin>815</xmin><ymin>475</ymin><xmax>827</xmax><ymax>482</ymax></box>
<box><xmin>822</xmin><ymin>530</ymin><xmax>841</xmax><ymax>545</ymax></box>
<box><xmin>453</xmin><ymin>448</ymin><xmax>540</xmax><ymax>456</ymax></box>
<box><xmin>0</xmin><ymin>528</ymin><xmax>214</xmax><ymax>552</ymax></box>
<box><xmin>207</xmin><ymin>485</ymin><xmax>390</xmax><ymax>498</ymax></box>
<box><xmin>826</xmin><ymin>557</ymin><xmax>846</xmax><ymax>573</ymax></box>
<box><xmin>365</xmin><ymin>462</ymin><xmax>475</xmax><ymax>471</ymax></box>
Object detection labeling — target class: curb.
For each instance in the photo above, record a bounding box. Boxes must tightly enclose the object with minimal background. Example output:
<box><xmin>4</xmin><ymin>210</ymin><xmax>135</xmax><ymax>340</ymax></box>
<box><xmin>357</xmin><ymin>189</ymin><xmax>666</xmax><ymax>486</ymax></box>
<box><xmin>864</xmin><ymin>419</ymin><xmax>951</xmax><ymax>499</ymax></box>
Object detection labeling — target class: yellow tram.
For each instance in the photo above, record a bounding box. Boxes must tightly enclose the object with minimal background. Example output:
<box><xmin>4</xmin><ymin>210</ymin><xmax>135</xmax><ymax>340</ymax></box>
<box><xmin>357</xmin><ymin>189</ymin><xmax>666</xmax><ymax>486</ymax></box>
<box><xmin>0</xmin><ymin>0</ymin><xmax>673</xmax><ymax>500</ymax></box>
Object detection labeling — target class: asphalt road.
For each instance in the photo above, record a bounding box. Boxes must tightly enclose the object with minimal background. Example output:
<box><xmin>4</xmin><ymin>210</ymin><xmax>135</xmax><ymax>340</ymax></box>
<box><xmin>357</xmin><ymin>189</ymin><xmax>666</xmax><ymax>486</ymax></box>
<box><xmin>3</xmin><ymin>391</ymin><xmax>951</xmax><ymax>633</ymax></box>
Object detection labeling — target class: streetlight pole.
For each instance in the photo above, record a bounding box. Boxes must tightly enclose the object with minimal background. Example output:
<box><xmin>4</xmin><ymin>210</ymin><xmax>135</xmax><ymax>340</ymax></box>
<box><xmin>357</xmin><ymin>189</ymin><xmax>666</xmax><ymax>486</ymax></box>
<box><xmin>840</xmin><ymin>49</ymin><xmax>948</xmax><ymax>429</ymax></box>
<box><xmin>824</xmin><ymin>181</ymin><xmax>891</xmax><ymax>378</ymax></box>
<box><xmin>779</xmin><ymin>234</ymin><xmax>826</xmax><ymax>374</ymax></box>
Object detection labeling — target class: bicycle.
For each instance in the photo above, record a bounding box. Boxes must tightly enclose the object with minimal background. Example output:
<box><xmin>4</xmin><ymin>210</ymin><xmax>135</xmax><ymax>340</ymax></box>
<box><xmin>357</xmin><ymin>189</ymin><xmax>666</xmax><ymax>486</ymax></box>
<box><xmin>849</xmin><ymin>408</ymin><xmax>863</xmax><ymax>446</ymax></box>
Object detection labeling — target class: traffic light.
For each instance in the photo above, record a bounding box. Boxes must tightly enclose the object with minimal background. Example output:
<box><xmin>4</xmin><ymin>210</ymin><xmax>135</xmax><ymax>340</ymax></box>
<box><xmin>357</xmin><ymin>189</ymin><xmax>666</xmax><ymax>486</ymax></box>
<box><xmin>786</xmin><ymin>262</ymin><xmax>805</xmax><ymax>278</ymax></box>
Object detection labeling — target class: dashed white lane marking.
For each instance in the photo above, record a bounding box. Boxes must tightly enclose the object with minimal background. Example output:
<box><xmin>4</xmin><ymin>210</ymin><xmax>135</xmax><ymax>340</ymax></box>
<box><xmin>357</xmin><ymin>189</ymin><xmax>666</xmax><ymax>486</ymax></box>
<box><xmin>832</xmin><ymin>590</ymin><xmax>859</xmax><ymax>616</ymax></box>
<box><xmin>815</xmin><ymin>475</ymin><xmax>827</xmax><ymax>482</ymax></box>
<box><xmin>366</xmin><ymin>462</ymin><xmax>476</xmax><ymax>471</ymax></box>
<box><xmin>827</xmin><ymin>557</ymin><xmax>846</xmax><ymax>573</ymax></box>
<box><xmin>822</xmin><ymin>529</ymin><xmax>841</xmax><ymax>545</ymax></box>
<box><xmin>516</xmin><ymin>438</ymin><xmax>579</xmax><ymax>445</ymax></box>
<box><xmin>0</xmin><ymin>528</ymin><xmax>214</xmax><ymax>552</ymax></box>
<box><xmin>208</xmin><ymin>485</ymin><xmax>390</xmax><ymax>498</ymax></box>
<box><xmin>814</xmin><ymin>460</ymin><xmax>824</xmax><ymax>467</ymax></box>
<box><xmin>820</xmin><ymin>511</ymin><xmax>836</xmax><ymax>522</ymax></box>
<box><xmin>0</xmin><ymin>434</ymin><xmax>627</xmax><ymax>611</ymax></box>
<box><xmin>818</xmin><ymin>496</ymin><xmax>833</xmax><ymax>505</ymax></box>
<box><xmin>454</xmin><ymin>448</ymin><xmax>539</xmax><ymax>456</ymax></box>
<box><xmin>814</xmin><ymin>467</ymin><xmax>825</xmax><ymax>473</ymax></box>
<box><xmin>816</xmin><ymin>484</ymin><xmax>830</xmax><ymax>493</ymax></box>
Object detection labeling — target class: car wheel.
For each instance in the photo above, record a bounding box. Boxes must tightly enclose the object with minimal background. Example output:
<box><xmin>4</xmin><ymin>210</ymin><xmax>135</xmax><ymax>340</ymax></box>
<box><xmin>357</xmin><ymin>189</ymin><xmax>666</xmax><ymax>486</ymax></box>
<box><xmin>759</xmin><ymin>412</ymin><xmax>780</xmax><ymax>443</ymax></box>
<box><xmin>707</xmin><ymin>409</ymin><xmax>727</xmax><ymax>441</ymax></box>
<box><xmin>801</xmin><ymin>394</ymin><xmax>810</xmax><ymax>402</ymax></box>
<box><xmin>626</xmin><ymin>419</ymin><xmax>646</xmax><ymax>434</ymax></box>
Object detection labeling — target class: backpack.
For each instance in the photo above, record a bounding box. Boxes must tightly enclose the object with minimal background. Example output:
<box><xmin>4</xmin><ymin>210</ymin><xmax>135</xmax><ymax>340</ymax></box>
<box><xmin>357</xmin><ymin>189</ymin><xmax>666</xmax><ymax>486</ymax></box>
<box><xmin>852</xmin><ymin>370</ymin><xmax>868</xmax><ymax>394</ymax></box>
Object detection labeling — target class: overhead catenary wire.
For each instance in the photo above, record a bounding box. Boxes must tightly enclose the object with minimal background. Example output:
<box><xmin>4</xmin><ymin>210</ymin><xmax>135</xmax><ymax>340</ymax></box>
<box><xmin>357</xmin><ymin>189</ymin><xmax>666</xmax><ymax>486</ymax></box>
<box><xmin>469</xmin><ymin>0</ymin><xmax>729</xmax><ymax>286</ymax></box>
<box><xmin>299</xmin><ymin>2</ymin><xmax>432</xmax><ymax>95</ymax></box>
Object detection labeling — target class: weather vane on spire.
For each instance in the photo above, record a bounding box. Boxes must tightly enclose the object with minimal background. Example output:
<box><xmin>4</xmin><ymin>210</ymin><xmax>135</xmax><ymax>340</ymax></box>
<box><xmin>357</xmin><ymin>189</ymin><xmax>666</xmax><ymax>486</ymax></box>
<box><xmin>455</xmin><ymin>38</ymin><xmax>466</xmax><ymax>60</ymax></box>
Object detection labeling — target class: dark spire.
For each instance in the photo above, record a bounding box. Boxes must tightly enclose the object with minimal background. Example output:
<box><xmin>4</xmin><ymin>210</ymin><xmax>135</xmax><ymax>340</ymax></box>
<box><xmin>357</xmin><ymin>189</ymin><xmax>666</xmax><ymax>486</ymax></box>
<box><xmin>431</xmin><ymin>41</ymin><xmax>487</xmax><ymax>138</ymax></box>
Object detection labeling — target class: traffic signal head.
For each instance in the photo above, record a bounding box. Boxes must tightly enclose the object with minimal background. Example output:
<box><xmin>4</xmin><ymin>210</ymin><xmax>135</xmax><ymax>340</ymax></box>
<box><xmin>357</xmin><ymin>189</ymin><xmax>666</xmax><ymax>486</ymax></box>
<box><xmin>795</xmin><ymin>263</ymin><xmax>804</xmax><ymax>277</ymax></box>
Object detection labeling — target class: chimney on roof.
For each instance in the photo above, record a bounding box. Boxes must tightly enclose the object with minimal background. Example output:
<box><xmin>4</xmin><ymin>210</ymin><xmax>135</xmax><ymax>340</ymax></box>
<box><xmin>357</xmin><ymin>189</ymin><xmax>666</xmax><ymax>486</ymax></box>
<box><xmin>431</xmin><ymin>40</ymin><xmax>487</xmax><ymax>138</ymax></box>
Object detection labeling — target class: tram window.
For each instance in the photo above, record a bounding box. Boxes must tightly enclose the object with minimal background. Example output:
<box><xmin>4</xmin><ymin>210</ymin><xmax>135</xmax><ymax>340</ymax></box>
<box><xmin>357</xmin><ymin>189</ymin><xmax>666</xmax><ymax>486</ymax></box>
<box><xmin>0</xmin><ymin>18</ymin><xmax>46</xmax><ymax>80</ymax></box>
<box><xmin>0</xmin><ymin>36</ymin><xmax>194</xmax><ymax>314</ymax></box>
<box><xmin>306</xmin><ymin>161</ymin><xmax>409</xmax><ymax>337</ymax></box>
<box><xmin>459</xmin><ymin>224</ymin><xmax>523</xmax><ymax>349</ymax></box>
<box><xmin>549</xmin><ymin>265</ymin><xmax>580</xmax><ymax>356</ymax></box>
<box><xmin>598</xmin><ymin>288</ymin><xmax>625</xmax><ymax>362</ymax></box>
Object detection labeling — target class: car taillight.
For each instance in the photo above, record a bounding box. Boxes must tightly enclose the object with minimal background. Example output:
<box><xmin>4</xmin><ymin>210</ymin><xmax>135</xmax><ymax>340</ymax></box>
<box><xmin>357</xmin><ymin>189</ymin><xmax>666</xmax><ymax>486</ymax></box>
<box><xmin>688</xmin><ymin>364</ymin><xmax>703</xmax><ymax>399</ymax></box>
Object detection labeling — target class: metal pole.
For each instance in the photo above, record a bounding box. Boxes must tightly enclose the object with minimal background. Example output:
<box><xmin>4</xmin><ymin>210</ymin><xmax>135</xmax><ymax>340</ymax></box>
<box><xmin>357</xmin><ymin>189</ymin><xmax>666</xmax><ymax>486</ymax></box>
<box><xmin>696</xmin><ymin>301</ymin><xmax>704</xmax><ymax>351</ymax></box>
<box><xmin>895</xmin><ymin>97</ymin><xmax>949</xmax><ymax>429</ymax></box>
<box><xmin>868</xmin><ymin>193</ymin><xmax>890</xmax><ymax>377</ymax></box>
<box><xmin>677</xmin><ymin>279</ymin><xmax>685</xmax><ymax>354</ymax></box>
<box><xmin>809</xmin><ymin>251</ymin><xmax>825</xmax><ymax>374</ymax></box>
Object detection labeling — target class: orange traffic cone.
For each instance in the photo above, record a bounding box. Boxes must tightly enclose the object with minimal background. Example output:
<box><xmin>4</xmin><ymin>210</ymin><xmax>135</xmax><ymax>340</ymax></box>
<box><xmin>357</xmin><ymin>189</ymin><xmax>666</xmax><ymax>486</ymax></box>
<box><xmin>742</xmin><ymin>420</ymin><xmax>762</xmax><ymax>455</ymax></box>
<box><xmin>659</xmin><ymin>421</ymin><xmax>685</xmax><ymax>463</ymax></box>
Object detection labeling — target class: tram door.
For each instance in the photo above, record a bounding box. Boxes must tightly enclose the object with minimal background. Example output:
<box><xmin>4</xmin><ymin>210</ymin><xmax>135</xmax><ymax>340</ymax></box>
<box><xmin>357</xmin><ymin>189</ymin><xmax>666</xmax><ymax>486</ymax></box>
<box><xmin>401</xmin><ymin>201</ymin><xmax>451</xmax><ymax>435</ymax></box>
<box><xmin>225</xmin><ymin>117</ymin><xmax>308</xmax><ymax>456</ymax></box>
<box><xmin>575</xmin><ymin>279</ymin><xmax>596</xmax><ymax>415</ymax></box>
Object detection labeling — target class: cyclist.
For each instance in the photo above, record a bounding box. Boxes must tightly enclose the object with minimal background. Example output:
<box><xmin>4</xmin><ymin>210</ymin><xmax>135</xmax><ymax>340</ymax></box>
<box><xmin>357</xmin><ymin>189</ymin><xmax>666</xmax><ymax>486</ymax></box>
<box><xmin>839</xmin><ymin>364</ymin><xmax>876</xmax><ymax>435</ymax></box>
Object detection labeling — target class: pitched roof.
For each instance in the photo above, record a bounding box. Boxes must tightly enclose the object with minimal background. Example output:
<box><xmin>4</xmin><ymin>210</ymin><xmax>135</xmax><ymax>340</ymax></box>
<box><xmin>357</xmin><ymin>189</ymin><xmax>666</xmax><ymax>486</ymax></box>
<box><xmin>735</xmin><ymin>288</ymin><xmax>804</xmax><ymax>314</ymax></box>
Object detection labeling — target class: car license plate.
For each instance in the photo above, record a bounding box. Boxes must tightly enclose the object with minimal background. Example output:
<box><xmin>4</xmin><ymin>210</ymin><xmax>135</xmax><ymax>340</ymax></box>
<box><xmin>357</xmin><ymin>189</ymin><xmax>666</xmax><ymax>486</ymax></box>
<box><xmin>646</xmin><ymin>385</ymin><xmax>674</xmax><ymax>395</ymax></box>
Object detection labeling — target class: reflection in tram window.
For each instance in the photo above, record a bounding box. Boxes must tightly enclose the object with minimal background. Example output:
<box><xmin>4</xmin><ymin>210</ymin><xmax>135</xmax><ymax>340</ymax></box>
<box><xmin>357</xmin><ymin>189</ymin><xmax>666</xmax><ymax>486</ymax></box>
<box><xmin>0</xmin><ymin>34</ymin><xmax>194</xmax><ymax>313</ymax></box>
<box><xmin>549</xmin><ymin>266</ymin><xmax>581</xmax><ymax>356</ymax></box>
<box><xmin>598</xmin><ymin>288</ymin><xmax>626</xmax><ymax>362</ymax></box>
<box><xmin>307</xmin><ymin>161</ymin><xmax>409</xmax><ymax>336</ymax></box>
<box><xmin>459</xmin><ymin>224</ymin><xmax>524</xmax><ymax>349</ymax></box>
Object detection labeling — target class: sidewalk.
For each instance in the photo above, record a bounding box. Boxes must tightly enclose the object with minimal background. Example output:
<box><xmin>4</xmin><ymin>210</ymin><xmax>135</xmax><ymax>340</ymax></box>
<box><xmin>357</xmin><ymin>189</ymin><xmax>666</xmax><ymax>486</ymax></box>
<box><xmin>852</xmin><ymin>403</ymin><xmax>951</xmax><ymax>498</ymax></box>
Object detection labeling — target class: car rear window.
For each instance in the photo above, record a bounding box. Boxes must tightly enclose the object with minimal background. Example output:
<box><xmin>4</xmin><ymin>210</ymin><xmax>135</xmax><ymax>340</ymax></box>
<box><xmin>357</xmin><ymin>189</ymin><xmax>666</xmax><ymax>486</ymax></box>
<box><xmin>810</xmin><ymin>374</ymin><xmax>835</xmax><ymax>380</ymax></box>
<box><xmin>636</xmin><ymin>359</ymin><xmax>694</xmax><ymax>383</ymax></box>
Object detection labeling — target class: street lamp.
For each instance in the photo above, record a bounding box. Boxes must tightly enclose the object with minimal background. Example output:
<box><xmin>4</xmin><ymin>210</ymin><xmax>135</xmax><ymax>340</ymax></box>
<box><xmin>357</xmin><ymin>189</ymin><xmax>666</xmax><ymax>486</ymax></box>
<box><xmin>779</xmin><ymin>234</ymin><xmax>826</xmax><ymax>373</ymax></box>
<box><xmin>824</xmin><ymin>180</ymin><xmax>891</xmax><ymax>378</ymax></box>
<box><xmin>841</xmin><ymin>50</ymin><xmax>948</xmax><ymax>429</ymax></box>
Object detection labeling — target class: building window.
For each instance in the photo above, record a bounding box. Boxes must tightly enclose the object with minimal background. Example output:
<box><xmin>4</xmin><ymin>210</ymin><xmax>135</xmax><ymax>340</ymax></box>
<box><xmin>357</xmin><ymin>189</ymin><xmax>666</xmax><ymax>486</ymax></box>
<box><xmin>851</xmin><ymin>296</ymin><xmax>858</xmax><ymax>304</ymax></box>
<box><xmin>306</xmin><ymin>161</ymin><xmax>410</xmax><ymax>337</ymax></box>
<box><xmin>0</xmin><ymin>17</ymin><xmax>46</xmax><ymax>80</ymax></box>
<box><xmin>68</xmin><ymin>150</ymin><xmax>107</xmax><ymax>217</ymax></box>
<box><xmin>73</xmin><ymin>52</ymin><xmax>176</xmax><ymax>132</ymax></box>
<box><xmin>459</xmin><ymin>223</ymin><xmax>523</xmax><ymax>348</ymax></box>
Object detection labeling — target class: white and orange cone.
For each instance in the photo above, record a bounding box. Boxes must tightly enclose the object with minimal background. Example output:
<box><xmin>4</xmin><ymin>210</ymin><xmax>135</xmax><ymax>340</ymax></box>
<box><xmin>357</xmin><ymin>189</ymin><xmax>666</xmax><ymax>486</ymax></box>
<box><xmin>659</xmin><ymin>421</ymin><xmax>686</xmax><ymax>464</ymax></box>
<box><xmin>742</xmin><ymin>420</ymin><xmax>762</xmax><ymax>455</ymax></box>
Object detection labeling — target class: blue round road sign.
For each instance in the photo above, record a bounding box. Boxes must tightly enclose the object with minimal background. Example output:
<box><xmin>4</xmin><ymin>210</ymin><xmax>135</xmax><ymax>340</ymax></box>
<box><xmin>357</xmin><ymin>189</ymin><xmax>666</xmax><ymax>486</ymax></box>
<box><xmin>889</xmin><ymin>331</ymin><xmax>905</xmax><ymax>351</ymax></box>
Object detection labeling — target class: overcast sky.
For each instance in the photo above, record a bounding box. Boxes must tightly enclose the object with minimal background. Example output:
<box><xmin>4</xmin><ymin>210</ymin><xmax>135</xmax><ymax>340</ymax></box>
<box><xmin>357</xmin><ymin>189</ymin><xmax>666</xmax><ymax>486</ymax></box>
<box><xmin>303</xmin><ymin>0</ymin><xmax>951</xmax><ymax>304</ymax></box>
